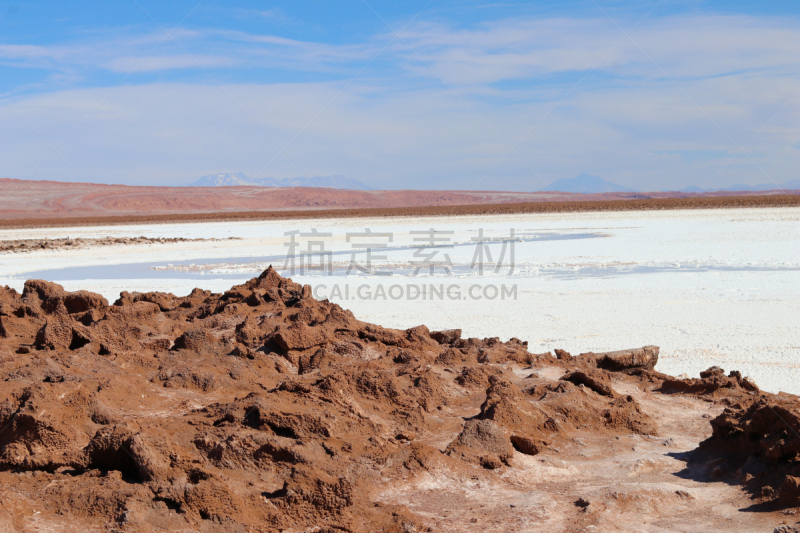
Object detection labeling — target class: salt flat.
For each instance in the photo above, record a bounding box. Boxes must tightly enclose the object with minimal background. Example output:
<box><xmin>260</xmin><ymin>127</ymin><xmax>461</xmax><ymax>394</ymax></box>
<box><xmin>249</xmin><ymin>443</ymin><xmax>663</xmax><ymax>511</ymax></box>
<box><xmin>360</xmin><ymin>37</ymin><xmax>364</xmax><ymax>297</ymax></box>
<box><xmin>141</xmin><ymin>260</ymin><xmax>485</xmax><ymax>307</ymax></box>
<box><xmin>1</xmin><ymin>207</ymin><xmax>797</xmax><ymax>394</ymax></box>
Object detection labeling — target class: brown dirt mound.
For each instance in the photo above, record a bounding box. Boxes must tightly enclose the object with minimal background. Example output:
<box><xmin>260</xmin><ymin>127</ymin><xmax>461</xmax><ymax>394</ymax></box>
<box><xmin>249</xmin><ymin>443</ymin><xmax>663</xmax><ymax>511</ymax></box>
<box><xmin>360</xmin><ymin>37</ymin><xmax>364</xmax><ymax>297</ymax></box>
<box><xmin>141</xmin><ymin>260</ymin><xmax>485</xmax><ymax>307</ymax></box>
<box><xmin>0</xmin><ymin>269</ymin><xmax>796</xmax><ymax>531</ymax></box>
<box><xmin>700</xmin><ymin>394</ymin><xmax>800</xmax><ymax>507</ymax></box>
<box><xmin>658</xmin><ymin>365</ymin><xmax>760</xmax><ymax>398</ymax></box>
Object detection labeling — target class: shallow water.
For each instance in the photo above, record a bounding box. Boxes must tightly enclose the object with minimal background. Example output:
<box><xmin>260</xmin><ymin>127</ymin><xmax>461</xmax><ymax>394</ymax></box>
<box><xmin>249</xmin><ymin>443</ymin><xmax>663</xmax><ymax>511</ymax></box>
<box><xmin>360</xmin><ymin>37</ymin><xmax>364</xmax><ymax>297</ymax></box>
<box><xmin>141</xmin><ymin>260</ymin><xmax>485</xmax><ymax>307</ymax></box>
<box><xmin>13</xmin><ymin>231</ymin><xmax>607</xmax><ymax>281</ymax></box>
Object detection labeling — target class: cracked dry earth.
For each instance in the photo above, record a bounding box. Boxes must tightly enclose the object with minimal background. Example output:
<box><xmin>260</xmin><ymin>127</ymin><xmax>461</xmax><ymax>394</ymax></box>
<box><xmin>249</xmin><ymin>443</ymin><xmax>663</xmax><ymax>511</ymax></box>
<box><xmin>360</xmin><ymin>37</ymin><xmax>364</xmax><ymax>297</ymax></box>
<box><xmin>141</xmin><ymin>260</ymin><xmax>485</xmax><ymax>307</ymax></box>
<box><xmin>0</xmin><ymin>267</ymin><xmax>798</xmax><ymax>532</ymax></box>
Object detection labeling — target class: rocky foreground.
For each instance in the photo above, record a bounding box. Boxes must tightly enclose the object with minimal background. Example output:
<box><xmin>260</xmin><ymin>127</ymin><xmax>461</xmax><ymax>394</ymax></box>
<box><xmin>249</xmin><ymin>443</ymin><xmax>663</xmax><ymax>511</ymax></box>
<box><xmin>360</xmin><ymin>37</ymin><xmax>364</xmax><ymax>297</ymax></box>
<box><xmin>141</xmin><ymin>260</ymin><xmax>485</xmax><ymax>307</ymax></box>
<box><xmin>0</xmin><ymin>268</ymin><xmax>798</xmax><ymax>532</ymax></box>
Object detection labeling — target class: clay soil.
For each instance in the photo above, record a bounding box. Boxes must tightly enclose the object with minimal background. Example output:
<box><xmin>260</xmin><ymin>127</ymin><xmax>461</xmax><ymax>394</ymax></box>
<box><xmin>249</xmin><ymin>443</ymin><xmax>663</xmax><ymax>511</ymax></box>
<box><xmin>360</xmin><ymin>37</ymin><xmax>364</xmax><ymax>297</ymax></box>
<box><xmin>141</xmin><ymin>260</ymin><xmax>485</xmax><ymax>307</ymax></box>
<box><xmin>0</xmin><ymin>268</ymin><xmax>798</xmax><ymax>532</ymax></box>
<box><xmin>1</xmin><ymin>177</ymin><xmax>799</xmax><ymax>229</ymax></box>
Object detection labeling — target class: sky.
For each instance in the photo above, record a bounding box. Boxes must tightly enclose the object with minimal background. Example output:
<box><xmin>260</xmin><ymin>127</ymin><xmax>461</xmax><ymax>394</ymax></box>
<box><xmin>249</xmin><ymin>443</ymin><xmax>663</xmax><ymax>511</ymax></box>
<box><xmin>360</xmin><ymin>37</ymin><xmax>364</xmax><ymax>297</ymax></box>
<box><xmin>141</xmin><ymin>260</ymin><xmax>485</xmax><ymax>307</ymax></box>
<box><xmin>0</xmin><ymin>1</ymin><xmax>798</xmax><ymax>191</ymax></box>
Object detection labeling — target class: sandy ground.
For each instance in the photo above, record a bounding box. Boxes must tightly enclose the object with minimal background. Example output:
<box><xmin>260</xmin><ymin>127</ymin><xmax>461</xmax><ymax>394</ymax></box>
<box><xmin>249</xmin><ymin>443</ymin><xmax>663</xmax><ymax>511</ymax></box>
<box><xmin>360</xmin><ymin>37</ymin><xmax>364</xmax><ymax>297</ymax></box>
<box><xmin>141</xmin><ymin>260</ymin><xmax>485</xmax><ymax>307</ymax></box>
<box><xmin>378</xmin><ymin>367</ymin><xmax>783</xmax><ymax>533</ymax></box>
<box><xmin>0</xmin><ymin>206</ymin><xmax>797</xmax><ymax>395</ymax></box>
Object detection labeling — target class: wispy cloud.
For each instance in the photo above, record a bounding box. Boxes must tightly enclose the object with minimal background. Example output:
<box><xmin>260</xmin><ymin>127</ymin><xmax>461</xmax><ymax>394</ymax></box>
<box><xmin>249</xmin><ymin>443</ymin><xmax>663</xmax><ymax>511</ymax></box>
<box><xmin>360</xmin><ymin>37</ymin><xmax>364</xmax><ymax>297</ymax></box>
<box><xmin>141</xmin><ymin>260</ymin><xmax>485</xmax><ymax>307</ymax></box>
<box><xmin>3</xmin><ymin>15</ymin><xmax>797</xmax><ymax>83</ymax></box>
<box><xmin>0</xmin><ymin>27</ymin><xmax>383</xmax><ymax>86</ymax></box>
<box><xmin>390</xmin><ymin>15</ymin><xmax>800</xmax><ymax>84</ymax></box>
<box><xmin>105</xmin><ymin>54</ymin><xmax>239</xmax><ymax>73</ymax></box>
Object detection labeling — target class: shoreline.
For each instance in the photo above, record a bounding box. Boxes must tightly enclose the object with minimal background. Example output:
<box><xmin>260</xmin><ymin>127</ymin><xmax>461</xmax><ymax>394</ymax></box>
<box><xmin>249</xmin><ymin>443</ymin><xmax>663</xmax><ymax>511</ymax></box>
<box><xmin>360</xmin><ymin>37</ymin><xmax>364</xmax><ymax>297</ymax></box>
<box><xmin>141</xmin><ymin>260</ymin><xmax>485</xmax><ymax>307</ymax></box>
<box><xmin>1</xmin><ymin>193</ymin><xmax>799</xmax><ymax>229</ymax></box>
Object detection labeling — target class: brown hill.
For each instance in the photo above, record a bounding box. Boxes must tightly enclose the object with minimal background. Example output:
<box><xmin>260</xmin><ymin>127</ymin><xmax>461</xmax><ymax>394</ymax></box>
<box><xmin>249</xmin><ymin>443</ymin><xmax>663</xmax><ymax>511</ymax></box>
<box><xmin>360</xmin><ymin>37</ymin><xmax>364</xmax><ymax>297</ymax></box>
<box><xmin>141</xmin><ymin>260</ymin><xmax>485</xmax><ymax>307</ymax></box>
<box><xmin>1</xmin><ymin>178</ymin><xmax>798</xmax><ymax>228</ymax></box>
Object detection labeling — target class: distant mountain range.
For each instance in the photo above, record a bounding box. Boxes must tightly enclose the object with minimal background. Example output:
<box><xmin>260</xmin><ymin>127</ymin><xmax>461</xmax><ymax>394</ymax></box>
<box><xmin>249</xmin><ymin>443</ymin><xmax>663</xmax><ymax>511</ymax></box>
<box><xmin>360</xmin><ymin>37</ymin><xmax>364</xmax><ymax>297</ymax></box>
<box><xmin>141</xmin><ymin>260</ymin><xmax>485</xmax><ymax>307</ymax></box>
<box><xmin>192</xmin><ymin>173</ymin><xmax>373</xmax><ymax>190</ymax></box>
<box><xmin>539</xmin><ymin>174</ymin><xmax>637</xmax><ymax>193</ymax></box>
<box><xmin>679</xmin><ymin>179</ymin><xmax>800</xmax><ymax>193</ymax></box>
<box><xmin>192</xmin><ymin>173</ymin><xmax>799</xmax><ymax>194</ymax></box>
<box><xmin>539</xmin><ymin>174</ymin><xmax>800</xmax><ymax>194</ymax></box>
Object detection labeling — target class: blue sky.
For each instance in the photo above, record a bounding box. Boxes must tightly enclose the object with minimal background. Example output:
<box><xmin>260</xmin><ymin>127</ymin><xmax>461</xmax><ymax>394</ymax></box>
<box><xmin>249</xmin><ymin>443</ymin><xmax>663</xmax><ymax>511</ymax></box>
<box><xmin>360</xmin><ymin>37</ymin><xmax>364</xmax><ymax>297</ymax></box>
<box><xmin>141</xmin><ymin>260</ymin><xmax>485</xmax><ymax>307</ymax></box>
<box><xmin>0</xmin><ymin>1</ymin><xmax>798</xmax><ymax>191</ymax></box>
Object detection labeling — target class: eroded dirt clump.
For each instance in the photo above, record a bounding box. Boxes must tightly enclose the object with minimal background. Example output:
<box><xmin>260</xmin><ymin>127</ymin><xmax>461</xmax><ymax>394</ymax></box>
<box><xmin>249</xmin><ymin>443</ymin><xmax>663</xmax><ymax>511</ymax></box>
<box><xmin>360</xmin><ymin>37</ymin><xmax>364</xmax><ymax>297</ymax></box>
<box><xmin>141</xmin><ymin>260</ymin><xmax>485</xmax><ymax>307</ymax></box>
<box><xmin>700</xmin><ymin>393</ymin><xmax>800</xmax><ymax>507</ymax></box>
<box><xmin>0</xmin><ymin>269</ymin><xmax>794</xmax><ymax>531</ymax></box>
<box><xmin>658</xmin><ymin>365</ymin><xmax>760</xmax><ymax>398</ymax></box>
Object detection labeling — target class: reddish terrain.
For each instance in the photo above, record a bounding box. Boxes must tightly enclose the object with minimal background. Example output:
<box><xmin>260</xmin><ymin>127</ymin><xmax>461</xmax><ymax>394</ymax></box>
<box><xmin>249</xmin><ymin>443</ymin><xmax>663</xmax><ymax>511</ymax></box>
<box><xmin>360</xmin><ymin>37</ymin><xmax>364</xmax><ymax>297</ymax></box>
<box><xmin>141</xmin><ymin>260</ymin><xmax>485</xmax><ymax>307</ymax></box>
<box><xmin>1</xmin><ymin>178</ymin><xmax>799</xmax><ymax>228</ymax></box>
<box><xmin>0</xmin><ymin>268</ymin><xmax>798</xmax><ymax>531</ymax></box>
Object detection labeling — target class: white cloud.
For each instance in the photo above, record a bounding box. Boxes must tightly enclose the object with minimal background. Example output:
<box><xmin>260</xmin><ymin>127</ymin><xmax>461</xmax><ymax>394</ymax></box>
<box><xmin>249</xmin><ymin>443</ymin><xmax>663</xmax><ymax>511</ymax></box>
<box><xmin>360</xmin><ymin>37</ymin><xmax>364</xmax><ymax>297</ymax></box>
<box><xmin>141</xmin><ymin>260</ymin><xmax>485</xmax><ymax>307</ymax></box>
<box><xmin>1</xmin><ymin>72</ymin><xmax>796</xmax><ymax>191</ymax></box>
